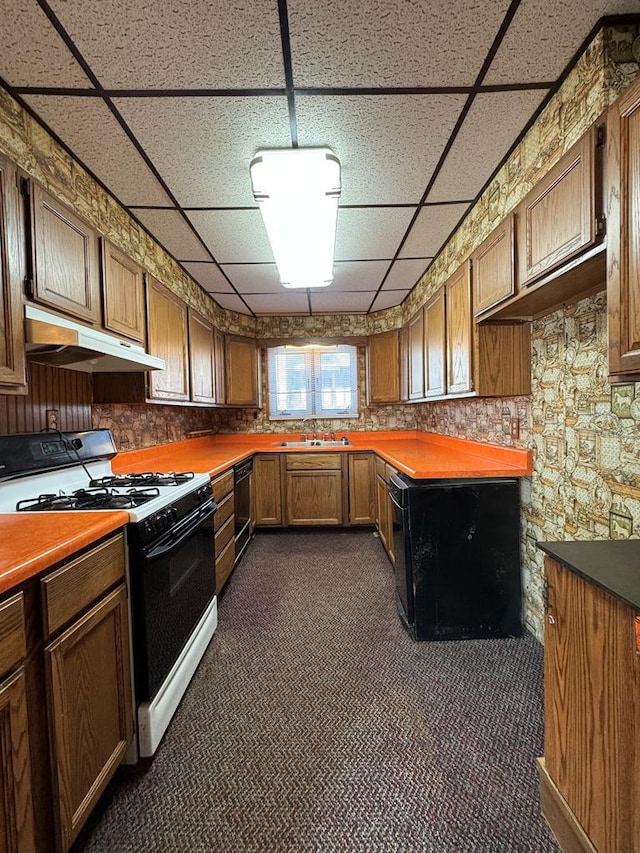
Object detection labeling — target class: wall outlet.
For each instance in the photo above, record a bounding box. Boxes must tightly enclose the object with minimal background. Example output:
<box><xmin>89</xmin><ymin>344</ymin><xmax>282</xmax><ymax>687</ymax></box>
<box><xmin>46</xmin><ymin>409</ymin><xmax>59</xmax><ymax>431</ymax></box>
<box><xmin>510</xmin><ymin>417</ymin><xmax>520</xmax><ymax>439</ymax></box>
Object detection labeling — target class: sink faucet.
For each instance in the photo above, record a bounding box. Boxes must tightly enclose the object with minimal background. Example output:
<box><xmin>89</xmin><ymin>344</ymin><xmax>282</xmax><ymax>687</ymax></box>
<box><xmin>301</xmin><ymin>418</ymin><xmax>318</xmax><ymax>441</ymax></box>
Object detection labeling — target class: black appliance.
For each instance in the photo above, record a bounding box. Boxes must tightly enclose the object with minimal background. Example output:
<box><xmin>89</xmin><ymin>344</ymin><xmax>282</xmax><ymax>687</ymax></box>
<box><xmin>233</xmin><ymin>456</ymin><xmax>253</xmax><ymax>561</ymax></box>
<box><xmin>389</xmin><ymin>473</ymin><xmax>521</xmax><ymax>640</ymax></box>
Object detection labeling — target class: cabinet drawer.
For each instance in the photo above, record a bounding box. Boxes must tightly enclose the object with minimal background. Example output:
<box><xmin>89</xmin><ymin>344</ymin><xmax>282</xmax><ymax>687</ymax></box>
<box><xmin>215</xmin><ymin>513</ymin><xmax>235</xmax><ymax>555</ymax></box>
<box><xmin>214</xmin><ymin>492</ymin><xmax>234</xmax><ymax>532</ymax></box>
<box><xmin>41</xmin><ymin>533</ymin><xmax>126</xmax><ymax>638</ymax></box>
<box><xmin>215</xmin><ymin>536</ymin><xmax>235</xmax><ymax>593</ymax></box>
<box><xmin>211</xmin><ymin>469</ymin><xmax>234</xmax><ymax>502</ymax></box>
<box><xmin>0</xmin><ymin>592</ymin><xmax>26</xmax><ymax>678</ymax></box>
<box><xmin>286</xmin><ymin>453</ymin><xmax>342</xmax><ymax>470</ymax></box>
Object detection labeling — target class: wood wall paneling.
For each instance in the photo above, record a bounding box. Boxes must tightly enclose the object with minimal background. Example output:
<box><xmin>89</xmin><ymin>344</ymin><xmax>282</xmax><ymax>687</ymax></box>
<box><xmin>0</xmin><ymin>363</ymin><xmax>92</xmax><ymax>435</ymax></box>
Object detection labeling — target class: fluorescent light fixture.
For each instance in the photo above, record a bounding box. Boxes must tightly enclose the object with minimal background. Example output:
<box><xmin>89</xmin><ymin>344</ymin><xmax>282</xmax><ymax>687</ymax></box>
<box><xmin>250</xmin><ymin>147</ymin><xmax>341</xmax><ymax>289</ymax></box>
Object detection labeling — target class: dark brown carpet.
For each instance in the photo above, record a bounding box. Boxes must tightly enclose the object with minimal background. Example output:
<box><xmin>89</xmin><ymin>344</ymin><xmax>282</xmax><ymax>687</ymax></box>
<box><xmin>78</xmin><ymin>530</ymin><xmax>558</xmax><ymax>852</ymax></box>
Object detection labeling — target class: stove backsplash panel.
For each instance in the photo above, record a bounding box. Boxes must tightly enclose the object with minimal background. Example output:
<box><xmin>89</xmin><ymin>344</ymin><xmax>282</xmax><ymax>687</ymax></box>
<box><xmin>0</xmin><ymin>363</ymin><xmax>92</xmax><ymax>435</ymax></box>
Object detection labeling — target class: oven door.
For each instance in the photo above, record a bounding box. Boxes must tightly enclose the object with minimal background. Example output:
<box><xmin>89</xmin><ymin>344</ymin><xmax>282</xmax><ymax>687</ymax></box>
<box><xmin>129</xmin><ymin>499</ymin><xmax>216</xmax><ymax>702</ymax></box>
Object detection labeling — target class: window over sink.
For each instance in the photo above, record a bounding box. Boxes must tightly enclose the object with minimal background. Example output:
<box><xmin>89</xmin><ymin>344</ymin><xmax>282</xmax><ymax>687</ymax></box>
<box><xmin>267</xmin><ymin>344</ymin><xmax>358</xmax><ymax>419</ymax></box>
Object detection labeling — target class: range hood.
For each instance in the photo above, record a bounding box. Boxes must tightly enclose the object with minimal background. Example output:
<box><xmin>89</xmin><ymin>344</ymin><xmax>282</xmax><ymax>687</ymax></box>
<box><xmin>24</xmin><ymin>305</ymin><xmax>165</xmax><ymax>373</ymax></box>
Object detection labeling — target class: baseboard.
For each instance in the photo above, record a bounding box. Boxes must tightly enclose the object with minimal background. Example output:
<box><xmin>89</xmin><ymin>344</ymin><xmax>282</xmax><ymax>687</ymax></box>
<box><xmin>537</xmin><ymin>758</ymin><xmax>598</xmax><ymax>853</ymax></box>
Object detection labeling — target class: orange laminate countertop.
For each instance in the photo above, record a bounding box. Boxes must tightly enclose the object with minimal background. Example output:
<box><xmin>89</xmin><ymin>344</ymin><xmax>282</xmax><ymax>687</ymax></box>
<box><xmin>0</xmin><ymin>511</ymin><xmax>128</xmax><ymax>594</ymax></box>
<box><xmin>114</xmin><ymin>430</ymin><xmax>532</xmax><ymax>480</ymax></box>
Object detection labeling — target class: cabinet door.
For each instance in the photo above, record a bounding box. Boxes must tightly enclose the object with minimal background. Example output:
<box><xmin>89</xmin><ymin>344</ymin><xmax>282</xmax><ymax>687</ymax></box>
<box><xmin>46</xmin><ymin>584</ymin><xmax>133</xmax><ymax>852</ymax></box>
<box><xmin>544</xmin><ymin>558</ymin><xmax>639</xmax><ymax>853</ymax></box>
<box><xmin>518</xmin><ymin>127</ymin><xmax>597</xmax><ymax>287</ymax></box>
<box><xmin>0</xmin><ymin>156</ymin><xmax>26</xmax><ymax>394</ymax></box>
<box><xmin>607</xmin><ymin>78</ymin><xmax>640</xmax><ymax>377</ymax></box>
<box><xmin>188</xmin><ymin>309</ymin><xmax>216</xmax><ymax>404</ymax></box>
<box><xmin>472</xmin><ymin>215</ymin><xmax>515</xmax><ymax>316</ymax></box>
<box><xmin>407</xmin><ymin>310</ymin><xmax>425</xmax><ymax>400</ymax></box>
<box><xmin>147</xmin><ymin>277</ymin><xmax>189</xmax><ymax>401</ymax></box>
<box><xmin>28</xmin><ymin>182</ymin><xmax>100</xmax><ymax>324</ymax></box>
<box><xmin>286</xmin><ymin>470</ymin><xmax>343</xmax><ymax>525</ymax></box>
<box><xmin>213</xmin><ymin>327</ymin><xmax>226</xmax><ymax>405</ymax></box>
<box><xmin>101</xmin><ymin>239</ymin><xmax>145</xmax><ymax>343</ymax></box>
<box><xmin>348</xmin><ymin>452</ymin><xmax>375</xmax><ymax>525</ymax></box>
<box><xmin>0</xmin><ymin>669</ymin><xmax>35</xmax><ymax>853</ymax></box>
<box><xmin>253</xmin><ymin>454</ymin><xmax>282</xmax><ymax>526</ymax></box>
<box><xmin>225</xmin><ymin>336</ymin><xmax>259</xmax><ymax>406</ymax></box>
<box><xmin>399</xmin><ymin>323</ymin><xmax>409</xmax><ymax>402</ymax></box>
<box><xmin>424</xmin><ymin>287</ymin><xmax>446</xmax><ymax>398</ymax></box>
<box><xmin>367</xmin><ymin>329</ymin><xmax>400</xmax><ymax>403</ymax></box>
<box><xmin>445</xmin><ymin>262</ymin><xmax>473</xmax><ymax>395</ymax></box>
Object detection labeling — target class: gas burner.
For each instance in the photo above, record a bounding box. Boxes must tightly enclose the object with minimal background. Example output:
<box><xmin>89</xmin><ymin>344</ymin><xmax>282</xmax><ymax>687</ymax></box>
<box><xmin>16</xmin><ymin>486</ymin><xmax>162</xmax><ymax>512</ymax></box>
<box><xmin>17</xmin><ymin>493</ymin><xmax>77</xmax><ymax>512</ymax></box>
<box><xmin>90</xmin><ymin>472</ymin><xmax>195</xmax><ymax>488</ymax></box>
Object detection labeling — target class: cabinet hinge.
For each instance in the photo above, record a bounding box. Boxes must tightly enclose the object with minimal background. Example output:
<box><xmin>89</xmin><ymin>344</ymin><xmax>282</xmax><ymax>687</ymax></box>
<box><xmin>24</xmin><ymin>276</ymin><xmax>33</xmax><ymax>297</ymax></box>
<box><xmin>19</xmin><ymin>176</ymin><xmax>30</xmax><ymax>197</ymax></box>
<box><xmin>595</xmin><ymin>213</ymin><xmax>606</xmax><ymax>237</ymax></box>
<box><xmin>596</xmin><ymin>123</ymin><xmax>606</xmax><ymax>148</ymax></box>
<box><xmin>542</xmin><ymin>578</ymin><xmax>550</xmax><ymax>610</ymax></box>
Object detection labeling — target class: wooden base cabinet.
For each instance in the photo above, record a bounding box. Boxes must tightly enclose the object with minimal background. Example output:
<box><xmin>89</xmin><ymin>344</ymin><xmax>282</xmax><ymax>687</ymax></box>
<box><xmin>374</xmin><ymin>457</ymin><xmax>395</xmax><ymax>564</ymax></box>
<box><xmin>253</xmin><ymin>454</ymin><xmax>282</xmax><ymax>526</ymax></box>
<box><xmin>212</xmin><ymin>470</ymin><xmax>235</xmax><ymax>594</ymax></box>
<box><xmin>285</xmin><ymin>454</ymin><xmax>344</xmax><ymax>526</ymax></box>
<box><xmin>541</xmin><ymin>556</ymin><xmax>640</xmax><ymax>853</ymax></box>
<box><xmin>347</xmin><ymin>452</ymin><xmax>375</xmax><ymax>525</ymax></box>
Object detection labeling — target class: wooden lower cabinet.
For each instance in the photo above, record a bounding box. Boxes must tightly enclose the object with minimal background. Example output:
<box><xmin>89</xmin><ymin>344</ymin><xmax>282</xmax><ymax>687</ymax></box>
<box><xmin>541</xmin><ymin>556</ymin><xmax>640</xmax><ymax>853</ymax></box>
<box><xmin>212</xmin><ymin>470</ymin><xmax>235</xmax><ymax>594</ymax></box>
<box><xmin>374</xmin><ymin>458</ymin><xmax>395</xmax><ymax>564</ymax></box>
<box><xmin>347</xmin><ymin>452</ymin><xmax>375</xmax><ymax>525</ymax></box>
<box><xmin>285</xmin><ymin>454</ymin><xmax>344</xmax><ymax>526</ymax></box>
<box><xmin>253</xmin><ymin>454</ymin><xmax>282</xmax><ymax>526</ymax></box>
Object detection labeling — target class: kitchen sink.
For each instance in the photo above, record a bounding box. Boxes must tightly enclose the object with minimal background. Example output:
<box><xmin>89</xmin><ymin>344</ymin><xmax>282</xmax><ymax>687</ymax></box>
<box><xmin>278</xmin><ymin>439</ymin><xmax>351</xmax><ymax>447</ymax></box>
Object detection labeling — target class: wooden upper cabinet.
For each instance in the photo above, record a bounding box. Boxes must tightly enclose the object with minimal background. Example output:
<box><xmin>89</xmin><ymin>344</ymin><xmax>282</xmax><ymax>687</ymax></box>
<box><xmin>445</xmin><ymin>262</ymin><xmax>473</xmax><ymax>395</ymax></box>
<box><xmin>407</xmin><ymin>310</ymin><xmax>425</xmax><ymax>400</ymax></box>
<box><xmin>225</xmin><ymin>335</ymin><xmax>260</xmax><ymax>406</ymax></box>
<box><xmin>147</xmin><ymin>277</ymin><xmax>190</xmax><ymax>402</ymax></box>
<box><xmin>472</xmin><ymin>215</ymin><xmax>515</xmax><ymax>316</ymax></box>
<box><xmin>518</xmin><ymin>126</ymin><xmax>600</xmax><ymax>288</ymax></box>
<box><xmin>424</xmin><ymin>287</ymin><xmax>446</xmax><ymax>398</ymax></box>
<box><xmin>188</xmin><ymin>308</ymin><xmax>216</xmax><ymax>404</ymax></box>
<box><xmin>101</xmin><ymin>239</ymin><xmax>146</xmax><ymax>343</ymax></box>
<box><xmin>213</xmin><ymin>327</ymin><xmax>227</xmax><ymax>405</ymax></box>
<box><xmin>607</xmin><ymin>77</ymin><xmax>640</xmax><ymax>378</ymax></box>
<box><xmin>367</xmin><ymin>329</ymin><xmax>400</xmax><ymax>403</ymax></box>
<box><xmin>399</xmin><ymin>323</ymin><xmax>409</xmax><ymax>402</ymax></box>
<box><xmin>28</xmin><ymin>181</ymin><xmax>100</xmax><ymax>324</ymax></box>
<box><xmin>0</xmin><ymin>154</ymin><xmax>27</xmax><ymax>394</ymax></box>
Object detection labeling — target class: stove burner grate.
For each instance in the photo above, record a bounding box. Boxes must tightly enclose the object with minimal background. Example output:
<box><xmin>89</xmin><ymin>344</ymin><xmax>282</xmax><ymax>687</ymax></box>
<box><xmin>90</xmin><ymin>472</ymin><xmax>195</xmax><ymax>489</ymax></box>
<box><xmin>16</xmin><ymin>486</ymin><xmax>162</xmax><ymax>512</ymax></box>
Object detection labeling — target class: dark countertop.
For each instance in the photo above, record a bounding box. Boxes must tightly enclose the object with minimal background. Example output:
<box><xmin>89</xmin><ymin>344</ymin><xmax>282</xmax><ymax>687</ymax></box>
<box><xmin>537</xmin><ymin>540</ymin><xmax>640</xmax><ymax>611</ymax></box>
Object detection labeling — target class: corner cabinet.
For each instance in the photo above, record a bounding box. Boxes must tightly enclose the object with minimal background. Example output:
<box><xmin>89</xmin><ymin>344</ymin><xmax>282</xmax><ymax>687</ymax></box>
<box><xmin>225</xmin><ymin>335</ymin><xmax>260</xmax><ymax>407</ymax></box>
<box><xmin>146</xmin><ymin>277</ymin><xmax>190</xmax><ymax>402</ymax></box>
<box><xmin>0</xmin><ymin>154</ymin><xmax>27</xmax><ymax>394</ymax></box>
<box><xmin>367</xmin><ymin>329</ymin><xmax>400</xmax><ymax>403</ymax></box>
<box><xmin>607</xmin><ymin>75</ymin><xmax>640</xmax><ymax>379</ymax></box>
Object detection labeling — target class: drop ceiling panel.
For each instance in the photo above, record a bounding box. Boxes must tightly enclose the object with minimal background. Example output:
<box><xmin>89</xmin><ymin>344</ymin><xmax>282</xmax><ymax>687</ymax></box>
<box><xmin>23</xmin><ymin>95</ymin><xmax>172</xmax><ymax>206</ymax></box>
<box><xmin>331</xmin><ymin>261</ymin><xmax>390</xmax><ymax>292</ymax></box>
<box><xmin>132</xmin><ymin>208</ymin><xmax>211</xmax><ymax>262</ymax></box>
<box><xmin>243</xmin><ymin>292</ymin><xmax>310</xmax><ymax>315</ymax></box>
<box><xmin>288</xmin><ymin>0</ymin><xmax>512</xmax><ymax>88</ymax></box>
<box><xmin>188</xmin><ymin>209</ymin><xmax>274</xmax><ymax>264</ymax></box>
<box><xmin>309</xmin><ymin>291</ymin><xmax>373</xmax><ymax>313</ymax></box>
<box><xmin>428</xmin><ymin>90</ymin><xmax>548</xmax><ymax>203</ymax></box>
<box><xmin>113</xmin><ymin>96</ymin><xmax>291</xmax><ymax>207</ymax></box>
<box><xmin>295</xmin><ymin>94</ymin><xmax>467</xmax><ymax>205</ymax></box>
<box><xmin>335</xmin><ymin>207</ymin><xmax>415</xmax><ymax>261</ymax></box>
<box><xmin>222</xmin><ymin>264</ymin><xmax>282</xmax><ymax>294</ymax></box>
<box><xmin>370</xmin><ymin>290</ymin><xmax>410</xmax><ymax>312</ymax></box>
<box><xmin>209</xmin><ymin>293</ymin><xmax>252</xmax><ymax>315</ymax></box>
<box><xmin>485</xmin><ymin>0</ymin><xmax>640</xmax><ymax>85</ymax></box>
<box><xmin>399</xmin><ymin>203</ymin><xmax>469</xmax><ymax>259</ymax></box>
<box><xmin>383</xmin><ymin>258</ymin><xmax>432</xmax><ymax>290</ymax></box>
<box><xmin>181</xmin><ymin>262</ymin><xmax>234</xmax><ymax>293</ymax></box>
<box><xmin>0</xmin><ymin>1</ymin><xmax>91</xmax><ymax>87</ymax></box>
<box><xmin>47</xmin><ymin>0</ymin><xmax>285</xmax><ymax>89</ymax></box>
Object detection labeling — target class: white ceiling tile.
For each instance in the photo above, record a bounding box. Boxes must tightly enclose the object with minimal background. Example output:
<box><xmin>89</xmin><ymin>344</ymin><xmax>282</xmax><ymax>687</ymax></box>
<box><xmin>222</xmin><ymin>264</ymin><xmax>282</xmax><ymax>294</ymax></box>
<box><xmin>382</xmin><ymin>258</ymin><xmax>432</xmax><ymax>290</ymax></box>
<box><xmin>209</xmin><ymin>293</ymin><xmax>253</xmax><ymax>315</ymax></box>
<box><xmin>132</xmin><ymin>208</ymin><xmax>211</xmax><ymax>261</ymax></box>
<box><xmin>288</xmin><ymin>0</ymin><xmax>512</xmax><ymax>87</ymax></box>
<box><xmin>243</xmin><ymin>293</ymin><xmax>310</xmax><ymax>315</ymax></box>
<box><xmin>399</xmin><ymin>203</ymin><xmax>470</xmax><ymax>259</ymax></box>
<box><xmin>113</xmin><ymin>96</ymin><xmax>291</xmax><ymax>207</ymax></box>
<box><xmin>188</xmin><ymin>209</ymin><xmax>273</xmax><ymax>264</ymax></box>
<box><xmin>485</xmin><ymin>0</ymin><xmax>640</xmax><ymax>85</ymax></box>
<box><xmin>335</xmin><ymin>207</ymin><xmax>415</xmax><ymax>261</ymax></box>
<box><xmin>428</xmin><ymin>90</ymin><xmax>548</xmax><ymax>203</ymax></box>
<box><xmin>309</xmin><ymin>291</ymin><xmax>373</xmax><ymax>314</ymax></box>
<box><xmin>181</xmin><ymin>262</ymin><xmax>234</xmax><ymax>293</ymax></box>
<box><xmin>296</xmin><ymin>94</ymin><xmax>467</xmax><ymax>205</ymax></box>
<box><xmin>0</xmin><ymin>1</ymin><xmax>92</xmax><ymax>87</ymax></box>
<box><xmin>330</xmin><ymin>261</ymin><xmax>390</xmax><ymax>291</ymax></box>
<box><xmin>370</xmin><ymin>290</ymin><xmax>410</xmax><ymax>312</ymax></box>
<box><xmin>23</xmin><ymin>95</ymin><xmax>171</xmax><ymax>206</ymax></box>
<box><xmin>47</xmin><ymin>0</ymin><xmax>285</xmax><ymax>88</ymax></box>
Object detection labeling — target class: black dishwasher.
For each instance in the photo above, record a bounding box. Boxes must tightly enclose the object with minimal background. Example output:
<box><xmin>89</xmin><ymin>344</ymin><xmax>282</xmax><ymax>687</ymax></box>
<box><xmin>389</xmin><ymin>473</ymin><xmax>521</xmax><ymax>641</ymax></box>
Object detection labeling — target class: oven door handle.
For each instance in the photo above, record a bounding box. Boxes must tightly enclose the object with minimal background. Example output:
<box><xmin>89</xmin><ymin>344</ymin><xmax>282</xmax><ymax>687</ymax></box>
<box><xmin>144</xmin><ymin>501</ymin><xmax>216</xmax><ymax>562</ymax></box>
<box><xmin>388</xmin><ymin>490</ymin><xmax>404</xmax><ymax>512</ymax></box>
